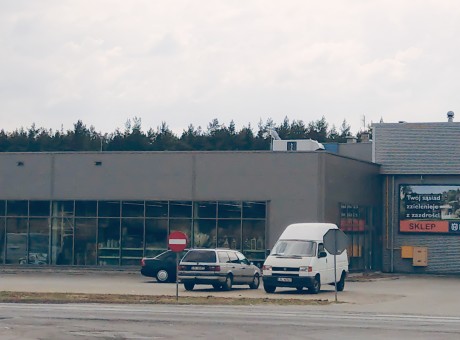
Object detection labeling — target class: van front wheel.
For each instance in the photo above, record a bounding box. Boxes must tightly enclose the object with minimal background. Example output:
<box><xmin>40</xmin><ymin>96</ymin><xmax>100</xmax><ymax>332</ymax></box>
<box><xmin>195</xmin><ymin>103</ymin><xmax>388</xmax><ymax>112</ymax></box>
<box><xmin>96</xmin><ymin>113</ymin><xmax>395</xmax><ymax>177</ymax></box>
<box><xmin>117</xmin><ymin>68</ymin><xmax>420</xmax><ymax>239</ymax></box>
<box><xmin>309</xmin><ymin>276</ymin><xmax>321</xmax><ymax>294</ymax></box>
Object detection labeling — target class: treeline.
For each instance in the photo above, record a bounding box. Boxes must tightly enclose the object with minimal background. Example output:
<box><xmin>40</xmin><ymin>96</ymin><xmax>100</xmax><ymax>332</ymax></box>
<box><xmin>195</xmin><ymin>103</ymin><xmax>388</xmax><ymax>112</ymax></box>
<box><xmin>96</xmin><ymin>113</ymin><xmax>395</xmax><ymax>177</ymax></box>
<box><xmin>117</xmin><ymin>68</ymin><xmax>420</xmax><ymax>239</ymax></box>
<box><xmin>0</xmin><ymin>116</ymin><xmax>360</xmax><ymax>152</ymax></box>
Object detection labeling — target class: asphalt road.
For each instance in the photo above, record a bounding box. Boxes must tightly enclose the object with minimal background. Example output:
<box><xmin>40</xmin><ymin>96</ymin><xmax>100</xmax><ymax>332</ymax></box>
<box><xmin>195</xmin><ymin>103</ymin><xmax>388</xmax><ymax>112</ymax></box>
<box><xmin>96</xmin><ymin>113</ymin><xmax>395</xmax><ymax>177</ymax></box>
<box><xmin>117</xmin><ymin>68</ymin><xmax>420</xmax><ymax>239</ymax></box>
<box><xmin>1</xmin><ymin>270</ymin><xmax>460</xmax><ymax>316</ymax></box>
<box><xmin>1</xmin><ymin>303</ymin><xmax>460</xmax><ymax>340</ymax></box>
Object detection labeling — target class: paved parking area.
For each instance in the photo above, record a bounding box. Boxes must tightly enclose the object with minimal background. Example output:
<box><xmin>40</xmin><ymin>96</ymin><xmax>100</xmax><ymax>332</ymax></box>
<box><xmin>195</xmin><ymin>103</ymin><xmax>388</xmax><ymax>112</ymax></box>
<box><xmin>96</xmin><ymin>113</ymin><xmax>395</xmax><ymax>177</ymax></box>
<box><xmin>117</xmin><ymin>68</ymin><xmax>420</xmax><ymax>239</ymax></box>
<box><xmin>1</xmin><ymin>269</ymin><xmax>459</xmax><ymax>316</ymax></box>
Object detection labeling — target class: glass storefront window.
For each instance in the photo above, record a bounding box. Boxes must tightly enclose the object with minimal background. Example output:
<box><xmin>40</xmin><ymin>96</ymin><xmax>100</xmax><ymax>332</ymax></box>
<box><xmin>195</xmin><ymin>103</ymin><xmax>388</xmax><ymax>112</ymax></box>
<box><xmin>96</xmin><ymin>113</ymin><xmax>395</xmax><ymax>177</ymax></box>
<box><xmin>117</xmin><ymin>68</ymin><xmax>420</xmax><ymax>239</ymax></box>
<box><xmin>0</xmin><ymin>200</ymin><xmax>266</xmax><ymax>267</ymax></box>
<box><xmin>170</xmin><ymin>219</ymin><xmax>192</xmax><ymax>242</ymax></box>
<box><xmin>7</xmin><ymin>201</ymin><xmax>28</xmax><ymax>216</ymax></box>
<box><xmin>243</xmin><ymin>220</ymin><xmax>265</xmax><ymax>261</ymax></box>
<box><xmin>74</xmin><ymin>218</ymin><xmax>97</xmax><ymax>265</ymax></box>
<box><xmin>170</xmin><ymin>201</ymin><xmax>192</xmax><ymax>218</ymax></box>
<box><xmin>194</xmin><ymin>219</ymin><xmax>217</xmax><ymax>248</ymax></box>
<box><xmin>194</xmin><ymin>202</ymin><xmax>217</xmax><ymax>219</ymax></box>
<box><xmin>145</xmin><ymin>219</ymin><xmax>168</xmax><ymax>257</ymax></box>
<box><xmin>121</xmin><ymin>218</ymin><xmax>143</xmax><ymax>265</ymax></box>
<box><xmin>98</xmin><ymin>201</ymin><xmax>121</xmax><ymax>218</ymax></box>
<box><xmin>29</xmin><ymin>201</ymin><xmax>50</xmax><ymax>217</ymax></box>
<box><xmin>52</xmin><ymin>201</ymin><xmax>74</xmax><ymax>217</ymax></box>
<box><xmin>146</xmin><ymin>201</ymin><xmax>168</xmax><ymax>217</ymax></box>
<box><xmin>6</xmin><ymin>218</ymin><xmax>27</xmax><ymax>264</ymax></box>
<box><xmin>51</xmin><ymin>217</ymin><xmax>73</xmax><ymax>265</ymax></box>
<box><xmin>0</xmin><ymin>218</ymin><xmax>5</xmax><ymax>264</ymax></box>
<box><xmin>243</xmin><ymin>202</ymin><xmax>266</xmax><ymax>219</ymax></box>
<box><xmin>122</xmin><ymin>201</ymin><xmax>145</xmax><ymax>218</ymax></box>
<box><xmin>75</xmin><ymin>201</ymin><xmax>97</xmax><ymax>217</ymax></box>
<box><xmin>0</xmin><ymin>200</ymin><xmax>6</xmax><ymax>216</ymax></box>
<box><xmin>98</xmin><ymin>218</ymin><xmax>120</xmax><ymax>265</ymax></box>
<box><xmin>217</xmin><ymin>219</ymin><xmax>241</xmax><ymax>249</ymax></box>
<box><xmin>218</xmin><ymin>202</ymin><xmax>241</xmax><ymax>219</ymax></box>
<box><xmin>29</xmin><ymin>218</ymin><xmax>49</xmax><ymax>265</ymax></box>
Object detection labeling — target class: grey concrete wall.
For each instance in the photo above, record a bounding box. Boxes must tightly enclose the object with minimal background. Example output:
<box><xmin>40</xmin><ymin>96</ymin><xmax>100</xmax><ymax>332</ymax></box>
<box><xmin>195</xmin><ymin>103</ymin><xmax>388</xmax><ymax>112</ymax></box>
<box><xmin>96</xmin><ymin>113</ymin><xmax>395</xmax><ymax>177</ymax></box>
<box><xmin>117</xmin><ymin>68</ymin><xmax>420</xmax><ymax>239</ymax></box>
<box><xmin>324</xmin><ymin>154</ymin><xmax>381</xmax><ymax>223</ymax></box>
<box><xmin>337</xmin><ymin>142</ymin><xmax>373</xmax><ymax>162</ymax></box>
<box><xmin>0</xmin><ymin>151</ymin><xmax>378</xmax><ymax>250</ymax></box>
<box><xmin>0</xmin><ymin>153</ymin><xmax>53</xmax><ymax>199</ymax></box>
<box><xmin>382</xmin><ymin>175</ymin><xmax>460</xmax><ymax>274</ymax></box>
<box><xmin>193</xmin><ymin>152</ymin><xmax>323</xmax><ymax>247</ymax></box>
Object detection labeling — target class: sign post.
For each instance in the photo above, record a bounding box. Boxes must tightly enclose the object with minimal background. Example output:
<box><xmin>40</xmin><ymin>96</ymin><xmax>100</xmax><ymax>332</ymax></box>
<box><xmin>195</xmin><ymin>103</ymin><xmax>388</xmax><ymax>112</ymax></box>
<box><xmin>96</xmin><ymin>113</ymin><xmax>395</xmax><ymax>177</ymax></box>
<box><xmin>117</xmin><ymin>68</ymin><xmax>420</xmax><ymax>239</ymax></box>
<box><xmin>323</xmin><ymin>228</ymin><xmax>348</xmax><ymax>302</ymax></box>
<box><xmin>168</xmin><ymin>231</ymin><xmax>188</xmax><ymax>302</ymax></box>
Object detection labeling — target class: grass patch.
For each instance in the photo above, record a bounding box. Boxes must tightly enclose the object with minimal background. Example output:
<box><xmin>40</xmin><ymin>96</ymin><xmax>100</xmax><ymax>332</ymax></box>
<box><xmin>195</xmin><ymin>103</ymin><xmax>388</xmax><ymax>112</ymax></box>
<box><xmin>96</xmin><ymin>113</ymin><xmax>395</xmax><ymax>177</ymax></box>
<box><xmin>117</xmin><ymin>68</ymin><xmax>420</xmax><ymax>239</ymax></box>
<box><xmin>0</xmin><ymin>291</ymin><xmax>332</xmax><ymax>306</ymax></box>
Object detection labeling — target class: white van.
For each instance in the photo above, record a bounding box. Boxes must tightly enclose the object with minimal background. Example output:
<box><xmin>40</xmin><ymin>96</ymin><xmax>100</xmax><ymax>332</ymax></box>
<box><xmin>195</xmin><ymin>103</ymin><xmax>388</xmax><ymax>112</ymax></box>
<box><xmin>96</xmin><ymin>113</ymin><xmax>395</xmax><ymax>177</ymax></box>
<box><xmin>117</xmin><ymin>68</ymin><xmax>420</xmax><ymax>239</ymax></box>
<box><xmin>262</xmin><ymin>223</ymin><xmax>348</xmax><ymax>294</ymax></box>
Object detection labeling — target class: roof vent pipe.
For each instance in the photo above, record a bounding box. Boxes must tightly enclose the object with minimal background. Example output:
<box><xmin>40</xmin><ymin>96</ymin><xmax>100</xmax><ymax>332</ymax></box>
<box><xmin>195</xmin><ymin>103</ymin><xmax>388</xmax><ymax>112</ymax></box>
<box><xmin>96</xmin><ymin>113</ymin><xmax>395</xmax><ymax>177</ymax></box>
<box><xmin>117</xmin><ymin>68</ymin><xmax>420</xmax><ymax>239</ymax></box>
<box><xmin>447</xmin><ymin>111</ymin><xmax>454</xmax><ymax>122</ymax></box>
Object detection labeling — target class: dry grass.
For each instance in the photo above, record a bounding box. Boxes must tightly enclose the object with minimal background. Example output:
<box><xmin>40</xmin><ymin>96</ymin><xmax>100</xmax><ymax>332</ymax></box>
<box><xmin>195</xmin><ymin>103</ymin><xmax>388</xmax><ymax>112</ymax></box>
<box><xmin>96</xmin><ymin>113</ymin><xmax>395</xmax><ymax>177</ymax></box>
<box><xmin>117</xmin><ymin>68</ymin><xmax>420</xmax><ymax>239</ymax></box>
<box><xmin>0</xmin><ymin>291</ymin><xmax>332</xmax><ymax>305</ymax></box>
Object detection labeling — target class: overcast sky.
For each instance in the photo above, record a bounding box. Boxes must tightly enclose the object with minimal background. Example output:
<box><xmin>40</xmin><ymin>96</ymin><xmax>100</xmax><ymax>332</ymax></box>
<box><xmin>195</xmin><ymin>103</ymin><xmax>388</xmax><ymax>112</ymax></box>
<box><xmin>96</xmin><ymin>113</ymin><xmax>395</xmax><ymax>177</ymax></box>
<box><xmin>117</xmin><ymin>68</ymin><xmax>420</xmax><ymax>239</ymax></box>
<box><xmin>1</xmin><ymin>1</ymin><xmax>459</xmax><ymax>135</ymax></box>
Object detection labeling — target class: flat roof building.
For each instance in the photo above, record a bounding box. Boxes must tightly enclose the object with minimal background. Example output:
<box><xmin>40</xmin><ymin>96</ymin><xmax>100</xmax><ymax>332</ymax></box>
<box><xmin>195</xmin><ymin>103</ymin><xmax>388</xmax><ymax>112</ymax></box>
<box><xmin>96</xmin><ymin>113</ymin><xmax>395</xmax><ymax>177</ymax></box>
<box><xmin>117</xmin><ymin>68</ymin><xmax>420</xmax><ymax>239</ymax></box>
<box><xmin>0</xmin><ymin>149</ymin><xmax>381</xmax><ymax>270</ymax></box>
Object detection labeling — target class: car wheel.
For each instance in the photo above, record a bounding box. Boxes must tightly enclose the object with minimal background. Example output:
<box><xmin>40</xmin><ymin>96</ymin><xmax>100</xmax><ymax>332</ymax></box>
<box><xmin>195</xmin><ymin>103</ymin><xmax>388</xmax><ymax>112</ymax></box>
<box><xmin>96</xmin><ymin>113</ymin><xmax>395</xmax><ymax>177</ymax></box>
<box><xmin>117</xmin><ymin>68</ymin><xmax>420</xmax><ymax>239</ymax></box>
<box><xmin>336</xmin><ymin>272</ymin><xmax>346</xmax><ymax>292</ymax></box>
<box><xmin>184</xmin><ymin>282</ymin><xmax>195</xmax><ymax>291</ymax></box>
<box><xmin>309</xmin><ymin>276</ymin><xmax>321</xmax><ymax>294</ymax></box>
<box><xmin>264</xmin><ymin>285</ymin><xmax>276</xmax><ymax>293</ymax></box>
<box><xmin>212</xmin><ymin>283</ymin><xmax>221</xmax><ymax>290</ymax></box>
<box><xmin>249</xmin><ymin>274</ymin><xmax>260</xmax><ymax>289</ymax></box>
<box><xmin>221</xmin><ymin>275</ymin><xmax>233</xmax><ymax>291</ymax></box>
<box><xmin>156</xmin><ymin>269</ymin><xmax>170</xmax><ymax>283</ymax></box>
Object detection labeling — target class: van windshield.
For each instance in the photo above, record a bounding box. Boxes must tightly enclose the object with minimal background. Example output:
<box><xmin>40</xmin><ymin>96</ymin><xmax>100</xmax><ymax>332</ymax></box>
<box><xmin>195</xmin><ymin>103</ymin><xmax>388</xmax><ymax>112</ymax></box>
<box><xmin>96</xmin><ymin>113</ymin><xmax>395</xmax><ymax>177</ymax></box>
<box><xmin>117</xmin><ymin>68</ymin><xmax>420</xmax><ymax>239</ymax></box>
<box><xmin>271</xmin><ymin>240</ymin><xmax>316</xmax><ymax>257</ymax></box>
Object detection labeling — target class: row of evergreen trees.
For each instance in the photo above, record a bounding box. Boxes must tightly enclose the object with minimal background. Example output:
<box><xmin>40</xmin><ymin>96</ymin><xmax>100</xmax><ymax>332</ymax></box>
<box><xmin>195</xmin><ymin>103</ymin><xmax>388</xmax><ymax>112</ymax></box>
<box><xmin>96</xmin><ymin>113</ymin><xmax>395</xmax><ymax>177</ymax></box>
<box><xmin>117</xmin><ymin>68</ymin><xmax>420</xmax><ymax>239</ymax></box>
<box><xmin>0</xmin><ymin>116</ymin><xmax>360</xmax><ymax>152</ymax></box>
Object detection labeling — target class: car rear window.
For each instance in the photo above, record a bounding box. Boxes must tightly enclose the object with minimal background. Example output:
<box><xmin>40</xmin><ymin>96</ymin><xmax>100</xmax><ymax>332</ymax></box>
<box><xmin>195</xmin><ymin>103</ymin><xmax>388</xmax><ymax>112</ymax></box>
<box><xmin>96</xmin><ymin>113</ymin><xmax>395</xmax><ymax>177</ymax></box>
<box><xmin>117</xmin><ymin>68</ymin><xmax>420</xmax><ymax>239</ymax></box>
<box><xmin>182</xmin><ymin>250</ymin><xmax>217</xmax><ymax>263</ymax></box>
<box><xmin>155</xmin><ymin>251</ymin><xmax>173</xmax><ymax>261</ymax></box>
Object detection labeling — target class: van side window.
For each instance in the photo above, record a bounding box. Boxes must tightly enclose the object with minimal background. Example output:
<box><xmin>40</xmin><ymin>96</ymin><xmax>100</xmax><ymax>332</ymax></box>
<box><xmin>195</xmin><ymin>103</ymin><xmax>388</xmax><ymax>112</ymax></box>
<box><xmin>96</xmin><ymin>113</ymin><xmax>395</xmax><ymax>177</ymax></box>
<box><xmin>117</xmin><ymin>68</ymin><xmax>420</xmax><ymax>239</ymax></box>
<box><xmin>318</xmin><ymin>243</ymin><xmax>325</xmax><ymax>255</ymax></box>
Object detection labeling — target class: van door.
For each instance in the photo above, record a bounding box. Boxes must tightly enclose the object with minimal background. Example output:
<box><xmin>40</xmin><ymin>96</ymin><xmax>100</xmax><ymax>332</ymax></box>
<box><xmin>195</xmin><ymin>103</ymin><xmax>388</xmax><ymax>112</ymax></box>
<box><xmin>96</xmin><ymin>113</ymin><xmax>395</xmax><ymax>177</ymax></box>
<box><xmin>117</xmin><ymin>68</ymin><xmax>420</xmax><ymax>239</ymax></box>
<box><xmin>317</xmin><ymin>243</ymin><xmax>334</xmax><ymax>284</ymax></box>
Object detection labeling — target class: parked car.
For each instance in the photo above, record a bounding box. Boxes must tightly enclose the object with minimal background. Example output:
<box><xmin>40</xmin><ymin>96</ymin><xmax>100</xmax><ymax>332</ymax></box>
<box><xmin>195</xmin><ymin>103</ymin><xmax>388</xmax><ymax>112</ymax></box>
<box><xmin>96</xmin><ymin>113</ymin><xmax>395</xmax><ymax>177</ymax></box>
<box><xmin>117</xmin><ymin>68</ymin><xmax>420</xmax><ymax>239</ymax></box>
<box><xmin>141</xmin><ymin>249</ymin><xmax>188</xmax><ymax>283</ymax></box>
<box><xmin>178</xmin><ymin>248</ymin><xmax>261</xmax><ymax>291</ymax></box>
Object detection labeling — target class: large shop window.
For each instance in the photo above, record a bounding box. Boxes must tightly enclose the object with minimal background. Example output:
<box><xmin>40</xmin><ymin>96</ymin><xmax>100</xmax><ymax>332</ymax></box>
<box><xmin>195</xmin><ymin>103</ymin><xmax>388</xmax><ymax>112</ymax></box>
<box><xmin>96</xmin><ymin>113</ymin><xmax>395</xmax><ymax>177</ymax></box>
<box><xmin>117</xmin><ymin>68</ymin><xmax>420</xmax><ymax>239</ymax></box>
<box><xmin>145</xmin><ymin>219</ymin><xmax>167</xmax><ymax>257</ymax></box>
<box><xmin>29</xmin><ymin>218</ymin><xmax>49</xmax><ymax>265</ymax></box>
<box><xmin>0</xmin><ymin>200</ymin><xmax>267</xmax><ymax>266</ymax></box>
<box><xmin>0</xmin><ymin>200</ymin><xmax>5</xmax><ymax>216</ymax></box>
<box><xmin>99</xmin><ymin>201</ymin><xmax>121</xmax><ymax>218</ymax></box>
<box><xmin>194</xmin><ymin>219</ymin><xmax>217</xmax><ymax>248</ymax></box>
<box><xmin>217</xmin><ymin>219</ymin><xmax>241</xmax><ymax>249</ymax></box>
<box><xmin>75</xmin><ymin>218</ymin><xmax>97</xmax><ymax>265</ymax></box>
<box><xmin>243</xmin><ymin>220</ymin><xmax>265</xmax><ymax>261</ymax></box>
<box><xmin>7</xmin><ymin>201</ymin><xmax>28</xmax><ymax>216</ymax></box>
<box><xmin>0</xmin><ymin>218</ymin><xmax>5</xmax><ymax>264</ymax></box>
<box><xmin>98</xmin><ymin>218</ymin><xmax>120</xmax><ymax>265</ymax></box>
<box><xmin>6</xmin><ymin>218</ymin><xmax>27</xmax><ymax>264</ymax></box>
<box><xmin>75</xmin><ymin>201</ymin><xmax>97</xmax><ymax>217</ymax></box>
<box><xmin>121</xmin><ymin>218</ymin><xmax>143</xmax><ymax>265</ymax></box>
<box><xmin>218</xmin><ymin>202</ymin><xmax>241</xmax><ymax>219</ymax></box>
<box><xmin>146</xmin><ymin>201</ymin><xmax>168</xmax><ymax>218</ymax></box>
<box><xmin>51</xmin><ymin>217</ymin><xmax>73</xmax><ymax>265</ymax></box>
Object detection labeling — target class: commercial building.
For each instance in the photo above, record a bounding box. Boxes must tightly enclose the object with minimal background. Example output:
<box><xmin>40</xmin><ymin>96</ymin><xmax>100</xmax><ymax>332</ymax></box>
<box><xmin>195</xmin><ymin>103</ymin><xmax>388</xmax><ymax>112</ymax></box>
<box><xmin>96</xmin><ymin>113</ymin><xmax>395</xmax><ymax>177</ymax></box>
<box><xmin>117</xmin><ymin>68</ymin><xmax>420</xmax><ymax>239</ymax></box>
<box><xmin>374</xmin><ymin>119</ymin><xmax>460</xmax><ymax>274</ymax></box>
<box><xmin>0</xmin><ymin>149</ymin><xmax>381</xmax><ymax>271</ymax></box>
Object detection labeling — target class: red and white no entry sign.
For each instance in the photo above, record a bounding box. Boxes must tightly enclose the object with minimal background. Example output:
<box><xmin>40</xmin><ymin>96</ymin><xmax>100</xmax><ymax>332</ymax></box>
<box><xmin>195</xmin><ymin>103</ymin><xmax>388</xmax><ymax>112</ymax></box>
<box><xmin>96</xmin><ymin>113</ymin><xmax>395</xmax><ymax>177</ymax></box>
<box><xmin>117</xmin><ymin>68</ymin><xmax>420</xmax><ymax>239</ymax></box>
<box><xmin>168</xmin><ymin>231</ymin><xmax>188</xmax><ymax>252</ymax></box>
